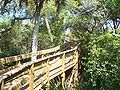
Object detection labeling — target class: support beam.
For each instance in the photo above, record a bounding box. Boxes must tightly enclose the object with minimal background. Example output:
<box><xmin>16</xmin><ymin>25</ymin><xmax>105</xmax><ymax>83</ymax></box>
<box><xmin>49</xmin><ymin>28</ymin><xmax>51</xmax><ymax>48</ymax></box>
<box><xmin>28</xmin><ymin>64</ymin><xmax>34</xmax><ymax>90</ymax></box>
<box><xmin>61</xmin><ymin>53</ymin><xmax>65</xmax><ymax>88</ymax></box>
<box><xmin>46</xmin><ymin>59</ymin><xmax>50</xmax><ymax>90</ymax></box>
<box><xmin>74</xmin><ymin>49</ymin><xmax>79</xmax><ymax>87</ymax></box>
<box><xmin>0</xmin><ymin>79</ymin><xmax>4</xmax><ymax>90</ymax></box>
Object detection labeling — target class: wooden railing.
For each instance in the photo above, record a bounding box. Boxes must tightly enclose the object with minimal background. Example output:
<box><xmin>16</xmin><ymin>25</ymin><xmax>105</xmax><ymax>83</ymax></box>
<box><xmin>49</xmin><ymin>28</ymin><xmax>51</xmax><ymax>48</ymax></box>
<box><xmin>0</xmin><ymin>45</ymin><xmax>79</xmax><ymax>90</ymax></box>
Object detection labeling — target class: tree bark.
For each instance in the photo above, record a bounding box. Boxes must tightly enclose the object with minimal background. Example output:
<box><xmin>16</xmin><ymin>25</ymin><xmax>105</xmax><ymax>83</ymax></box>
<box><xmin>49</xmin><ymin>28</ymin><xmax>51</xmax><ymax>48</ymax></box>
<box><xmin>31</xmin><ymin>0</ymin><xmax>45</xmax><ymax>61</ymax></box>
<box><xmin>31</xmin><ymin>13</ymin><xmax>40</xmax><ymax>61</ymax></box>
<box><xmin>45</xmin><ymin>15</ymin><xmax>53</xmax><ymax>42</ymax></box>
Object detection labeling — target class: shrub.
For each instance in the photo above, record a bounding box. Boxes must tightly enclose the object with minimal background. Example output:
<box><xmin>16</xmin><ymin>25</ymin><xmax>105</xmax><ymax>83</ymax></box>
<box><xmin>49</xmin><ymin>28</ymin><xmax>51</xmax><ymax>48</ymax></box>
<box><xmin>81</xmin><ymin>32</ymin><xmax>120</xmax><ymax>90</ymax></box>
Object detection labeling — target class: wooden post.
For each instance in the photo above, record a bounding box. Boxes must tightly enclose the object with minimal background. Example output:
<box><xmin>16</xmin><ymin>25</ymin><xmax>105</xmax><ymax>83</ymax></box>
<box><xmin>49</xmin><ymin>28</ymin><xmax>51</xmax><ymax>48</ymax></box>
<box><xmin>68</xmin><ymin>68</ymin><xmax>75</xmax><ymax>87</ymax></box>
<box><xmin>46</xmin><ymin>59</ymin><xmax>50</xmax><ymax>90</ymax></box>
<box><xmin>0</xmin><ymin>79</ymin><xmax>4</xmax><ymax>90</ymax></box>
<box><xmin>61</xmin><ymin>53</ymin><xmax>65</xmax><ymax>88</ymax></box>
<box><xmin>17</xmin><ymin>61</ymin><xmax>21</xmax><ymax>67</ymax></box>
<box><xmin>74</xmin><ymin>49</ymin><xmax>79</xmax><ymax>87</ymax></box>
<box><xmin>28</xmin><ymin>64</ymin><xmax>34</xmax><ymax>90</ymax></box>
<box><xmin>41</xmin><ymin>55</ymin><xmax>44</xmax><ymax>58</ymax></box>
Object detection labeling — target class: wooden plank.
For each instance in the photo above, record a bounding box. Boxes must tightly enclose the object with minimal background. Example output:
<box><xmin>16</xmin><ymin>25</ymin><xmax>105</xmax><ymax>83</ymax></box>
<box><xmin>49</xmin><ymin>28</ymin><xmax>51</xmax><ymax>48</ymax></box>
<box><xmin>0</xmin><ymin>53</ymin><xmax>32</xmax><ymax>64</ymax></box>
<box><xmin>61</xmin><ymin>53</ymin><xmax>65</xmax><ymax>88</ymax></box>
<box><xmin>34</xmin><ymin>61</ymin><xmax>75</xmax><ymax>90</ymax></box>
<box><xmin>46</xmin><ymin>59</ymin><xmax>50</xmax><ymax>90</ymax></box>
<box><xmin>28</xmin><ymin>64</ymin><xmax>34</xmax><ymax>90</ymax></box>
<box><xmin>34</xmin><ymin>62</ymin><xmax>46</xmax><ymax>77</ymax></box>
<box><xmin>69</xmin><ymin>67</ymin><xmax>75</xmax><ymax>87</ymax></box>
<box><xmin>35</xmin><ymin>47</ymin><xmax>76</xmax><ymax>63</ymax></box>
<box><xmin>0</xmin><ymin>46</ymin><xmax>76</xmax><ymax>65</ymax></box>
<box><xmin>34</xmin><ymin>73</ymin><xmax>46</xmax><ymax>89</ymax></box>
<box><xmin>0</xmin><ymin>65</ymin><xmax>18</xmax><ymax>75</ymax></box>
<box><xmin>34</xmin><ymin>56</ymin><xmax>74</xmax><ymax>89</ymax></box>
<box><xmin>40</xmin><ymin>46</ymin><xmax>60</xmax><ymax>54</ymax></box>
<box><xmin>74</xmin><ymin>49</ymin><xmax>79</xmax><ymax>87</ymax></box>
<box><xmin>6</xmin><ymin>70</ymin><xmax>28</xmax><ymax>83</ymax></box>
<box><xmin>0</xmin><ymin>61</ymin><xmax>31</xmax><ymax>84</ymax></box>
<box><xmin>50</xmin><ymin>62</ymin><xmax>75</xmax><ymax>80</ymax></box>
<box><xmin>0</xmin><ymin>46</ymin><xmax>60</xmax><ymax>64</ymax></box>
<box><xmin>0</xmin><ymin>48</ymin><xmax>76</xmax><ymax>84</ymax></box>
<box><xmin>0</xmin><ymin>79</ymin><xmax>4</xmax><ymax>90</ymax></box>
<box><xmin>0</xmin><ymin>46</ymin><xmax>78</xmax><ymax>90</ymax></box>
<box><xmin>4</xmin><ymin>75</ymin><xmax>28</xmax><ymax>90</ymax></box>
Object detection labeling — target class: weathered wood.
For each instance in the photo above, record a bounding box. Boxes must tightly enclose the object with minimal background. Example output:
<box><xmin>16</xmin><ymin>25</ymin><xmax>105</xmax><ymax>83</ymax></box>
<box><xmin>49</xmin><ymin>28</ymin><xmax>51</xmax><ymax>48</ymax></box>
<box><xmin>0</xmin><ymin>46</ymin><xmax>76</xmax><ymax>65</ymax></box>
<box><xmin>0</xmin><ymin>45</ymin><xmax>60</xmax><ymax>64</ymax></box>
<box><xmin>35</xmin><ymin>47</ymin><xmax>76</xmax><ymax>62</ymax></box>
<box><xmin>0</xmin><ymin>53</ymin><xmax>32</xmax><ymax>64</ymax></box>
<box><xmin>28</xmin><ymin>64</ymin><xmax>34</xmax><ymax>90</ymax></box>
<box><xmin>0</xmin><ymin>79</ymin><xmax>4</xmax><ymax>90</ymax></box>
<box><xmin>0</xmin><ymin>65</ymin><xmax>18</xmax><ymax>75</ymax></box>
<box><xmin>34</xmin><ymin>62</ymin><xmax>75</xmax><ymax>90</ymax></box>
<box><xmin>68</xmin><ymin>49</ymin><xmax>79</xmax><ymax>88</ymax></box>
<box><xmin>0</xmin><ymin>61</ymin><xmax>31</xmax><ymax>83</ymax></box>
<box><xmin>70</xmin><ymin>49</ymin><xmax>79</xmax><ymax>89</ymax></box>
<box><xmin>0</xmin><ymin>48</ymin><xmax>76</xmax><ymax>84</ymax></box>
<box><xmin>0</xmin><ymin>56</ymin><xmax>73</xmax><ymax>89</ymax></box>
<box><xmin>34</xmin><ymin>56</ymin><xmax>74</xmax><ymax>89</ymax></box>
<box><xmin>0</xmin><ymin>45</ymin><xmax>79</xmax><ymax>90</ymax></box>
<box><xmin>46</xmin><ymin>59</ymin><xmax>50</xmax><ymax>90</ymax></box>
<box><xmin>74</xmin><ymin>49</ymin><xmax>79</xmax><ymax>86</ymax></box>
<box><xmin>49</xmin><ymin>56</ymin><xmax>74</xmax><ymax>77</ymax></box>
<box><xmin>68</xmin><ymin>67</ymin><xmax>75</xmax><ymax>87</ymax></box>
<box><xmin>17</xmin><ymin>61</ymin><xmax>21</xmax><ymax>67</ymax></box>
<box><xmin>61</xmin><ymin>53</ymin><xmax>65</xmax><ymax>88</ymax></box>
<box><xmin>49</xmin><ymin>62</ymin><xmax>75</xmax><ymax>82</ymax></box>
<box><xmin>6</xmin><ymin>75</ymin><xmax>28</xmax><ymax>90</ymax></box>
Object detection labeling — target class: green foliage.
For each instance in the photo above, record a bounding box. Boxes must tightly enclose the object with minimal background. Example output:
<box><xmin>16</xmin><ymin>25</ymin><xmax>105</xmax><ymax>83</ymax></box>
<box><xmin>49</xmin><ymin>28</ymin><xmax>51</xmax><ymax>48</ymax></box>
<box><xmin>0</xmin><ymin>0</ymin><xmax>120</xmax><ymax>89</ymax></box>
<box><xmin>105</xmin><ymin>0</ymin><xmax>120</xmax><ymax>18</ymax></box>
<box><xmin>43</xmin><ymin>79</ymin><xmax>74</xmax><ymax>90</ymax></box>
<box><xmin>79</xmin><ymin>32</ymin><xmax>120</xmax><ymax>90</ymax></box>
<box><xmin>0</xmin><ymin>14</ymin><xmax>12</xmax><ymax>28</ymax></box>
<box><xmin>104</xmin><ymin>0</ymin><xmax>120</xmax><ymax>29</ymax></box>
<box><xmin>0</xmin><ymin>21</ymin><xmax>33</xmax><ymax>57</ymax></box>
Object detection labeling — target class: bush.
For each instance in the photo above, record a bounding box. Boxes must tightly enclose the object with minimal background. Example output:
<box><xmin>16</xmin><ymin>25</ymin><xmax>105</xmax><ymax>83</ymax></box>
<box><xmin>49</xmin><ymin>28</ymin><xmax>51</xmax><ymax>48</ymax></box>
<box><xmin>81</xmin><ymin>32</ymin><xmax>120</xmax><ymax>90</ymax></box>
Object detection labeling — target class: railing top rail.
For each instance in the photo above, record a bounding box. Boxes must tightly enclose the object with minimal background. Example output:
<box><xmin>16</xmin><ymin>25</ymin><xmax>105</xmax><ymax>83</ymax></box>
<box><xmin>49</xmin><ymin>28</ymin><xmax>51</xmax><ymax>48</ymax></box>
<box><xmin>0</xmin><ymin>42</ymin><xmax>80</xmax><ymax>64</ymax></box>
<box><xmin>0</xmin><ymin>46</ymin><xmax>60</xmax><ymax>64</ymax></box>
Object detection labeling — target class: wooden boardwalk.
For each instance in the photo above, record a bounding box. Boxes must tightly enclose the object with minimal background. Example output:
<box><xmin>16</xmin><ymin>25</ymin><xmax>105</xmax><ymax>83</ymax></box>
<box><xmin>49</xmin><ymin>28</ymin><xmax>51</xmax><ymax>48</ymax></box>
<box><xmin>0</xmin><ymin>44</ymin><xmax>80</xmax><ymax>90</ymax></box>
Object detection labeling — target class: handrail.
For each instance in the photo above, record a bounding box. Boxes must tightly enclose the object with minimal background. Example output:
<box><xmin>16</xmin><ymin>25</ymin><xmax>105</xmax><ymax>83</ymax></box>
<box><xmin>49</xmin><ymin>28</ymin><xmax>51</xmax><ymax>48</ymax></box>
<box><xmin>0</xmin><ymin>45</ymin><xmax>79</xmax><ymax>90</ymax></box>
<box><xmin>0</xmin><ymin>46</ymin><xmax>60</xmax><ymax>64</ymax></box>
<box><xmin>0</xmin><ymin>47</ymin><xmax>77</xmax><ymax>81</ymax></box>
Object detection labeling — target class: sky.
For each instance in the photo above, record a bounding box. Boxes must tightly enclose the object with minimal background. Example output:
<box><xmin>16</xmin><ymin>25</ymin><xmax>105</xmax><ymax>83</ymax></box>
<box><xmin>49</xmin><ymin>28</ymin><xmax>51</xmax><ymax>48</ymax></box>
<box><xmin>0</xmin><ymin>1</ymin><xmax>29</xmax><ymax>23</ymax></box>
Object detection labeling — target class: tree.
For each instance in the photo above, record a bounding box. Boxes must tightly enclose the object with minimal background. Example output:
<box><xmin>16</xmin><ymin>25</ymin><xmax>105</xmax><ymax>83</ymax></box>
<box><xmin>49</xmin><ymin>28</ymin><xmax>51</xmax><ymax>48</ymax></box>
<box><xmin>104</xmin><ymin>0</ymin><xmax>120</xmax><ymax>33</ymax></box>
<box><xmin>0</xmin><ymin>0</ymin><xmax>66</xmax><ymax>60</ymax></box>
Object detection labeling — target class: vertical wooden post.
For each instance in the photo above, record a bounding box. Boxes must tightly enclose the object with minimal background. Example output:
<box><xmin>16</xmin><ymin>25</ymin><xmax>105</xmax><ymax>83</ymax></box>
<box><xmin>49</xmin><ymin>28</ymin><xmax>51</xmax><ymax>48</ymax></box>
<box><xmin>74</xmin><ymin>49</ymin><xmax>79</xmax><ymax>87</ymax></box>
<box><xmin>17</xmin><ymin>61</ymin><xmax>21</xmax><ymax>67</ymax></box>
<box><xmin>61</xmin><ymin>53</ymin><xmax>65</xmax><ymax>88</ymax></box>
<box><xmin>41</xmin><ymin>55</ymin><xmax>44</xmax><ymax>58</ymax></box>
<box><xmin>46</xmin><ymin>59</ymin><xmax>50</xmax><ymax>90</ymax></box>
<box><xmin>0</xmin><ymin>79</ymin><xmax>4</xmax><ymax>90</ymax></box>
<box><xmin>28</xmin><ymin>64</ymin><xmax>34</xmax><ymax>90</ymax></box>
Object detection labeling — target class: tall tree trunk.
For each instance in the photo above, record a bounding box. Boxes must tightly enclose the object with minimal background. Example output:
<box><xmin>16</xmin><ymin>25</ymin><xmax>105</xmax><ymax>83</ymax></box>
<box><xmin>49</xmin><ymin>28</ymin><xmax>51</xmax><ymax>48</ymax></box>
<box><xmin>31</xmin><ymin>13</ymin><xmax>40</xmax><ymax>61</ymax></box>
<box><xmin>45</xmin><ymin>15</ymin><xmax>53</xmax><ymax>42</ymax></box>
<box><xmin>31</xmin><ymin>0</ymin><xmax>45</xmax><ymax>61</ymax></box>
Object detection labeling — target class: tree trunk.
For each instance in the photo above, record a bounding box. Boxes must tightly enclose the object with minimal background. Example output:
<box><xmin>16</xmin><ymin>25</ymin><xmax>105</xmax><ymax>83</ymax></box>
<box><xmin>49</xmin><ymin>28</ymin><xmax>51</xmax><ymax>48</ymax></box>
<box><xmin>31</xmin><ymin>13</ymin><xmax>40</xmax><ymax>61</ymax></box>
<box><xmin>31</xmin><ymin>0</ymin><xmax>45</xmax><ymax>61</ymax></box>
<box><xmin>45</xmin><ymin>15</ymin><xmax>53</xmax><ymax>42</ymax></box>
